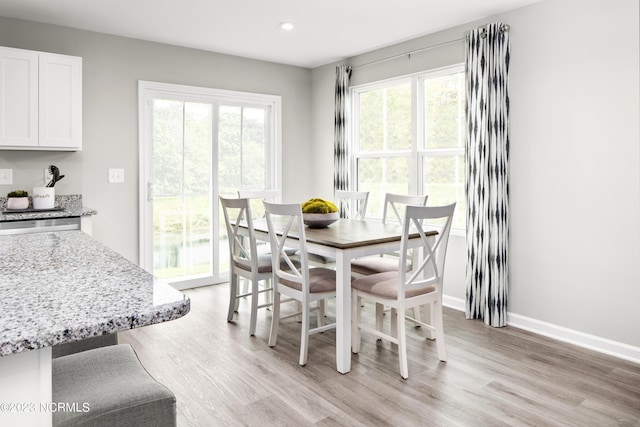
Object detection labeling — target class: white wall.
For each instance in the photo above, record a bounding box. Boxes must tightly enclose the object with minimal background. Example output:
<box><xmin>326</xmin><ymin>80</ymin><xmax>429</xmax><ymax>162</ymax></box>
<box><xmin>311</xmin><ymin>0</ymin><xmax>640</xmax><ymax>351</ymax></box>
<box><xmin>0</xmin><ymin>17</ymin><xmax>313</xmax><ymax>262</ymax></box>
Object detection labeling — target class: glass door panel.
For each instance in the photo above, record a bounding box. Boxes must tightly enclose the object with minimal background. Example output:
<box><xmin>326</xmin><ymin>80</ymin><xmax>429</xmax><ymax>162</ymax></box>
<box><xmin>152</xmin><ymin>100</ymin><xmax>213</xmax><ymax>283</ymax></box>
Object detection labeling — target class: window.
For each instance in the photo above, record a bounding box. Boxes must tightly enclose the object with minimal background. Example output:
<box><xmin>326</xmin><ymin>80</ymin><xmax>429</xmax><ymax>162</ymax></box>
<box><xmin>352</xmin><ymin>65</ymin><xmax>466</xmax><ymax>230</ymax></box>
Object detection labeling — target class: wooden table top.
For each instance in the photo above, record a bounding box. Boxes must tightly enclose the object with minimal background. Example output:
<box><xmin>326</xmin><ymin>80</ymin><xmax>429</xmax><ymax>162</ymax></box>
<box><xmin>252</xmin><ymin>218</ymin><xmax>436</xmax><ymax>250</ymax></box>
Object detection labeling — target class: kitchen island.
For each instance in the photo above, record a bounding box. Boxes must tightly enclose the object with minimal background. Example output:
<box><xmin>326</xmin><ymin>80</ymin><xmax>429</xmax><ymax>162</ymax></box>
<box><xmin>0</xmin><ymin>230</ymin><xmax>190</xmax><ymax>426</ymax></box>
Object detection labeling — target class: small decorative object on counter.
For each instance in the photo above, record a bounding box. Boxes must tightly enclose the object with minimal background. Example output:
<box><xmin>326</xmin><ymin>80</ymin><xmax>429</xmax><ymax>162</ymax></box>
<box><xmin>301</xmin><ymin>198</ymin><xmax>339</xmax><ymax>228</ymax></box>
<box><xmin>46</xmin><ymin>165</ymin><xmax>65</xmax><ymax>187</ymax></box>
<box><xmin>6</xmin><ymin>190</ymin><xmax>29</xmax><ymax>210</ymax></box>
<box><xmin>32</xmin><ymin>186</ymin><xmax>55</xmax><ymax>210</ymax></box>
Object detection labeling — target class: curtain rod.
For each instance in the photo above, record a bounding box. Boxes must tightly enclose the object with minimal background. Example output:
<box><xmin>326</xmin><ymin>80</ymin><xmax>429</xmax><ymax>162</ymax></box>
<box><xmin>351</xmin><ymin>23</ymin><xmax>509</xmax><ymax>71</ymax></box>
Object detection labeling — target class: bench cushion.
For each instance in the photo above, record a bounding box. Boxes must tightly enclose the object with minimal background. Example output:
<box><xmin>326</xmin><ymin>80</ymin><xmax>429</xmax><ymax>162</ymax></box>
<box><xmin>53</xmin><ymin>344</ymin><xmax>176</xmax><ymax>427</ymax></box>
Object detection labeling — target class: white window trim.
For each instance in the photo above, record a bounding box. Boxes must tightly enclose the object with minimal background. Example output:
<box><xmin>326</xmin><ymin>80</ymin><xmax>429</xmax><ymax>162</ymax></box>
<box><xmin>350</xmin><ymin>64</ymin><xmax>465</xmax><ymax>233</ymax></box>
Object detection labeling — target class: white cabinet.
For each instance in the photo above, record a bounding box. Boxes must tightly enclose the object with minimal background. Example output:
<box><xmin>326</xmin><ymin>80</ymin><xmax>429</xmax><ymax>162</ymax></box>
<box><xmin>0</xmin><ymin>47</ymin><xmax>82</xmax><ymax>151</ymax></box>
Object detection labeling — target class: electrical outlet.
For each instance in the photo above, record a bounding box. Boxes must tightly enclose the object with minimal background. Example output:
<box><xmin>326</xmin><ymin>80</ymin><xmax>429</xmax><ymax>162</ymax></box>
<box><xmin>108</xmin><ymin>168</ymin><xmax>125</xmax><ymax>184</ymax></box>
<box><xmin>0</xmin><ymin>169</ymin><xmax>12</xmax><ymax>185</ymax></box>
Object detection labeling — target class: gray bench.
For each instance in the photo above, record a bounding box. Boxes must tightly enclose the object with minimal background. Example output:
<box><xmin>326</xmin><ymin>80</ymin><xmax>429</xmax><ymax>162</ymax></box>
<box><xmin>52</xmin><ymin>335</ymin><xmax>176</xmax><ymax>427</ymax></box>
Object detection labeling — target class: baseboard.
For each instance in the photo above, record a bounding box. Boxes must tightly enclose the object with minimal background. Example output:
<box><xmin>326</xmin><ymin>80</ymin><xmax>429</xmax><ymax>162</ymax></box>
<box><xmin>442</xmin><ymin>295</ymin><xmax>640</xmax><ymax>364</ymax></box>
<box><xmin>443</xmin><ymin>295</ymin><xmax>466</xmax><ymax>312</ymax></box>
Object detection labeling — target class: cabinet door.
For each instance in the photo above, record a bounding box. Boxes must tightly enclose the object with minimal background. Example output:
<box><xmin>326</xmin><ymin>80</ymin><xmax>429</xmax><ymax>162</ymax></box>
<box><xmin>0</xmin><ymin>48</ymin><xmax>39</xmax><ymax>147</ymax></box>
<box><xmin>38</xmin><ymin>53</ymin><xmax>82</xmax><ymax>150</ymax></box>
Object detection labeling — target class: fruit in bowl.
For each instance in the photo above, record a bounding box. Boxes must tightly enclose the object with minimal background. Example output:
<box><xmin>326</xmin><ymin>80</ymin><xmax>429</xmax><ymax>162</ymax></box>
<box><xmin>301</xmin><ymin>198</ymin><xmax>339</xmax><ymax>228</ymax></box>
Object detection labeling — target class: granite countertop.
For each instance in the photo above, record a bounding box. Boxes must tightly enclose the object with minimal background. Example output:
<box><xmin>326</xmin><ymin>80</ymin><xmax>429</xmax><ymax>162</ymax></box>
<box><xmin>0</xmin><ymin>194</ymin><xmax>97</xmax><ymax>222</ymax></box>
<box><xmin>0</xmin><ymin>230</ymin><xmax>190</xmax><ymax>357</ymax></box>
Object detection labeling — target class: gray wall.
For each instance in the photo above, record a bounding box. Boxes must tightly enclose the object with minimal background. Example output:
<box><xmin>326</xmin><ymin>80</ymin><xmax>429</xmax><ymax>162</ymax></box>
<box><xmin>311</xmin><ymin>0</ymin><xmax>640</xmax><ymax>348</ymax></box>
<box><xmin>0</xmin><ymin>17</ymin><xmax>314</xmax><ymax>262</ymax></box>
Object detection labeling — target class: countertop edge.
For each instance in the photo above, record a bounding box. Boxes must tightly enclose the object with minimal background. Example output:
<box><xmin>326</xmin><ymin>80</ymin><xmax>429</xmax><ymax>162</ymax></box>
<box><xmin>0</xmin><ymin>297</ymin><xmax>191</xmax><ymax>357</ymax></box>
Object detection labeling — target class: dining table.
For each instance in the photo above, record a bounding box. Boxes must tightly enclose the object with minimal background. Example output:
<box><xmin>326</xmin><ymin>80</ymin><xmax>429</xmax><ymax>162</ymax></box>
<box><xmin>249</xmin><ymin>217</ymin><xmax>436</xmax><ymax>374</ymax></box>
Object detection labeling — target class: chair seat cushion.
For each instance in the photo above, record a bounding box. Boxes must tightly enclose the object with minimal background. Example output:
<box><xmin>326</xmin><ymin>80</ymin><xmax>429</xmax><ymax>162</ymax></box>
<box><xmin>235</xmin><ymin>254</ymin><xmax>276</xmax><ymax>273</ymax></box>
<box><xmin>280</xmin><ymin>267</ymin><xmax>341</xmax><ymax>293</ymax></box>
<box><xmin>350</xmin><ymin>256</ymin><xmax>410</xmax><ymax>276</ymax></box>
<box><xmin>53</xmin><ymin>344</ymin><xmax>176</xmax><ymax>427</ymax></box>
<box><xmin>236</xmin><ymin>255</ymin><xmax>299</xmax><ymax>273</ymax></box>
<box><xmin>351</xmin><ymin>271</ymin><xmax>436</xmax><ymax>299</ymax></box>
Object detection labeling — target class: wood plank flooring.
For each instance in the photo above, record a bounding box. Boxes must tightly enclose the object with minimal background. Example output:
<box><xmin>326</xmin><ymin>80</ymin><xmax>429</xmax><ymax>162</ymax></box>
<box><xmin>119</xmin><ymin>284</ymin><xmax>640</xmax><ymax>426</ymax></box>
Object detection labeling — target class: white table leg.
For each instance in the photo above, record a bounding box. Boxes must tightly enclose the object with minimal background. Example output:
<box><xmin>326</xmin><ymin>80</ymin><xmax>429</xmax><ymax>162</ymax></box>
<box><xmin>334</xmin><ymin>250</ymin><xmax>351</xmax><ymax>373</ymax></box>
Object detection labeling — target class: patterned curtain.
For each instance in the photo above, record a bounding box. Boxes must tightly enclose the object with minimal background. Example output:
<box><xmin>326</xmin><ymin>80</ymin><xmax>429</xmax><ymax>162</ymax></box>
<box><xmin>465</xmin><ymin>23</ymin><xmax>510</xmax><ymax>327</ymax></box>
<box><xmin>334</xmin><ymin>65</ymin><xmax>352</xmax><ymax>216</ymax></box>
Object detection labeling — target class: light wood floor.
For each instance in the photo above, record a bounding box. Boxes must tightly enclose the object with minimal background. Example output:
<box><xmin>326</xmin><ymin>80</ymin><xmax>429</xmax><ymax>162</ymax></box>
<box><xmin>119</xmin><ymin>284</ymin><xmax>640</xmax><ymax>426</ymax></box>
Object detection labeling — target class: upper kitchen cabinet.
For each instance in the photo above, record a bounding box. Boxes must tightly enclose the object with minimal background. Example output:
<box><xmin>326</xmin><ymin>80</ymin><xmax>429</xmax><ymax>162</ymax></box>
<box><xmin>0</xmin><ymin>47</ymin><xmax>82</xmax><ymax>151</ymax></box>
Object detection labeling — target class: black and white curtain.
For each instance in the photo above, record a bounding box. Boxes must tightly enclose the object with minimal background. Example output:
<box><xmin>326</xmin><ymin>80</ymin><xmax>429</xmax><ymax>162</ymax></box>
<box><xmin>334</xmin><ymin>65</ymin><xmax>352</xmax><ymax>216</ymax></box>
<box><xmin>465</xmin><ymin>23</ymin><xmax>510</xmax><ymax>327</ymax></box>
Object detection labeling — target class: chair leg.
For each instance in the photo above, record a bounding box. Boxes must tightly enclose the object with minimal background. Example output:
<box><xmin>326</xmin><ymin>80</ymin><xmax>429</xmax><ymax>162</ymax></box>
<box><xmin>434</xmin><ymin>299</ymin><xmax>447</xmax><ymax>362</ymax></box>
<box><xmin>265</xmin><ymin>278</ymin><xmax>273</xmax><ymax>308</ymax></box>
<box><xmin>390</xmin><ymin>308</ymin><xmax>398</xmax><ymax>340</ymax></box>
<box><xmin>422</xmin><ymin>303</ymin><xmax>435</xmax><ymax>340</ymax></box>
<box><xmin>299</xmin><ymin>300</ymin><xmax>310</xmax><ymax>366</ymax></box>
<box><xmin>375</xmin><ymin>303</ymin><xmax>384</xmax><ymax>340</ymax></box>
<box><xmin>268</xmin><ymin>291</ymin><xmax>281</xmax><ymax>347</ymax></box>
<box><xmin>351</xmin><ymin>292</ymin><xmax>361</xmax><ymax>354</ymax></box>
<box><xmin>412</xmin><ymin>306</ymin><xmax>422</xmax><ymax>327</ymax></box>
<box><xmin>397</xmin><ymin>310</ymin><xmax>409</xmax><ymax>379</ymax></box>
<box><xmin>317</xmin><ymin>300</ymin><xmax>324</xmax><ymax>328</ymax></box>
<box><xmin>228</xmin><ymin>274</ymin><xmax>238</xmax><ymax>322</ymax></box>
<box><xmin>295</xmin><ymin>301</ymin><xmax>302</xmax><ymax>322</ymax></box>
<box><xmin>242</xmin><ymin>277</ymin><xmax>249</xmax><ymax>297</ymax></box>
<box><xmin>249</xmin><ymin>276</ymin><xmax>259</xmax><ymax>336</ymax></box>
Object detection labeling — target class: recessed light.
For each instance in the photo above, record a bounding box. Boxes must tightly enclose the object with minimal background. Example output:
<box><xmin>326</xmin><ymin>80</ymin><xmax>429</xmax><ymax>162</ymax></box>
<box><xmin>279</xmin><ymin>22</ymin><xmax>295</xmax><ymax>31</ymax></box>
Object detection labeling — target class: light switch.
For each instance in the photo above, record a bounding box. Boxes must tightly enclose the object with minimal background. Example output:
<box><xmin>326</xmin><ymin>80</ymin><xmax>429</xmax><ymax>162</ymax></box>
<box><xmin>0</xmin><ymin>169</ymin><xmax>12</xmax><ymax>185</ymax></box>
<box><xmin>108</xmin><ymin>168</ymin><xmax>125</xmax><ymax>184</ymax></box>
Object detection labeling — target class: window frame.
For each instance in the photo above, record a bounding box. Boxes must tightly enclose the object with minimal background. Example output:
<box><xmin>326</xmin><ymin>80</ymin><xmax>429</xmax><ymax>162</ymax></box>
<box><xmin>350</xmin><ymin>64</ymin><xmax>465</xmax><ymax>232</ymax></box>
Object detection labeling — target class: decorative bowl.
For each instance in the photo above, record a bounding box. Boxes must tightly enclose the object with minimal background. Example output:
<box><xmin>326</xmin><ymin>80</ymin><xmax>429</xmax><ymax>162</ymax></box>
<box><xmin>303</xmin><ymin>212</ymin><xmax>339</xmax><ymax>228</ymax></box>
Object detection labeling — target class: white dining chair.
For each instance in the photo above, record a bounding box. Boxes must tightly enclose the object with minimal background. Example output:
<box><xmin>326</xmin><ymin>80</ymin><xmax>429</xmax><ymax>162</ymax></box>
<box><xmin>220</xmin><ymin>196</ymin><xmax>275</xmax><ymax>336</ymax></box>
<box><xmin>264</xmin><ymin>201</ymin><xmax>339</xmax><ymax>366</ymax></box>
<box><xmin>350</xmin><ymin>193</ymin><xmax>428</xmax><ymax>276</ymax></box>
<box><xmin>351</xmin><ymin>203</ymin><xmax>456</xmax><ymax>379</ymax></box>
<box><xmin>335</xmin><ymin>190</ymin><xmax>369</xmax><ymax>220</ymax></box>
<box><xmin>235</xmin><ymin>190</ymin><xmax>281</xmax><ymax>295</ymax></box>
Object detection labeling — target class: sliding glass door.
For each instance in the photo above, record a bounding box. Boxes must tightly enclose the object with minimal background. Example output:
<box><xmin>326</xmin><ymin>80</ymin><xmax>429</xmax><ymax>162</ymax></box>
<box><xmin>139</xmin><ymin>81</ymin><xmax>281</xmax><ymax>289</ymax></box>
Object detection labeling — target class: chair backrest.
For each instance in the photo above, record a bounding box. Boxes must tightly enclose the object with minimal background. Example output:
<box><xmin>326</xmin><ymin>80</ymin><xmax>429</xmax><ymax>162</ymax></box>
<box><xmin>335</xmin><ymin>190</ymin><xmax>369</xmax><ymax>220</ymax></box>
<box><xmin>220</xmin><ymin>196</ymin><xmax>259</xmax><ymax>271</ymax></box>
<box><xmin>263</xmin><ymin>202</ymin><xmax>309</xmax><ymax>290</ymax></box>
<box><xmin>382</xmin><ymin>193</ymin><xmax>428</xmax><ymax>225</ymax></box>
<box><xmin>398</xmin><ymin>203</ymin><xmax>456</xmax><ymax>297</ymax></box>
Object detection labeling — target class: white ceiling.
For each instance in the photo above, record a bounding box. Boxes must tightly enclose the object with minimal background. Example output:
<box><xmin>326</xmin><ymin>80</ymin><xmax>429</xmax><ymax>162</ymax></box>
<box><xmin>0</xmin><ymin>0</ymin><xmax>539</xmax><ymax>68</ymax></box>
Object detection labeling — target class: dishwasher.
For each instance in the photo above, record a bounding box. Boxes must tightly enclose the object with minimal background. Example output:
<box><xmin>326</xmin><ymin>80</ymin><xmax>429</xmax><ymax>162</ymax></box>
<box><xmin>0</xmin><ymin>216</ymin><xmax>82</xmax><ymax>235</ymax></box>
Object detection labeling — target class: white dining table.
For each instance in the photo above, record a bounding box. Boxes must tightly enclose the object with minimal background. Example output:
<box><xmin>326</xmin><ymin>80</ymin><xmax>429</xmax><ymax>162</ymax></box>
<box><xmin>250</xmin><ymin>218</ymin><xmax>435</xmax><ymax>374</ymax></box>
